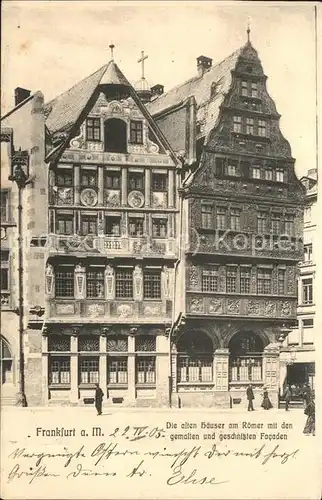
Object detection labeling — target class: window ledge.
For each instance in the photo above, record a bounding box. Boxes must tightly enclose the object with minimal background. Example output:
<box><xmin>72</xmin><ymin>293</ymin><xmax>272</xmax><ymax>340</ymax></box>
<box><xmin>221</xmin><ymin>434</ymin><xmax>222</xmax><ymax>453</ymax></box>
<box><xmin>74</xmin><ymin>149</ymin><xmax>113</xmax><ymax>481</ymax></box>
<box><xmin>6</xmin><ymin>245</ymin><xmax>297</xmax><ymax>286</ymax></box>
<box><xmin>177</xmin><ymin>382</ymin><xmax>214</xmax><ymax>386</ymax></box>
<box><xmin>107</xmin><ymin>384</ymin><xmax>128</xmax><ymax>389</ymax></box>
<box><xmin>135</xmin><ymin>384</ymin><xmax>156</xmax><ymax>389</ymax></box>
<box><xmin>78</xmin><ymin>384</ymin><xmax>98</xmax><ymax>389</ymax></box>
<box><xmin>48</xmin><ymin>384</ymin><xmax>71</xmax><ymax>389</ymax></box>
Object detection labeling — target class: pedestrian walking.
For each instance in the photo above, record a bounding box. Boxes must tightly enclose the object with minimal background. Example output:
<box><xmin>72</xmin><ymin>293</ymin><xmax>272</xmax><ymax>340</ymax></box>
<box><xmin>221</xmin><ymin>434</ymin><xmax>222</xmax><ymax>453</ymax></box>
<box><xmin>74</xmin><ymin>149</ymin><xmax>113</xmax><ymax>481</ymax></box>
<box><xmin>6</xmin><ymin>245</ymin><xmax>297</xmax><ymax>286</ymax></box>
<box><xmin>261</xmin><ymin>387</ymin><xmax>273</xmax><ymax>410</ymax></box>
<box><xmin>303</xmin><ymin>398</ymin><xmax>315</xmax><ymax>436</ymax></box>
<box><xmin>95</xmin><ymin>383</ymin><xmax>104</xmax><ymax>415</ymax></box>
<box><xmin>303</xmin><ymin>384</ymin><xmax>312</xmax><ymax>409</ymax></box>
<box><xmin>283</xmin><ymin>384</ymin><xmax>292</xmax><ymax>411</ymax></box>
<box><xmin>246</xmin><ymin>383</ymin><xmax>255</xmax><ymax>411</ymax></box>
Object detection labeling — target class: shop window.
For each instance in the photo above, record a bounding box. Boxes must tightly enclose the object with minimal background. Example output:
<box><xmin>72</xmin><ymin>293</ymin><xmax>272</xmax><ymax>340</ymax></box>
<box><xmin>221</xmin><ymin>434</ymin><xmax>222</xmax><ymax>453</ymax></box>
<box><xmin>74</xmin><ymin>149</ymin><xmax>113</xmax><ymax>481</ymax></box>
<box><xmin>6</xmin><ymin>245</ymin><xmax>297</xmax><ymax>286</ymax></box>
<box><xmin>79</xmin><ymin>357</ymin><xmax>99</xmax><ymax>384</ymax></box>
<box><xmin>86</xmin><ymin>118</ymin><xmax>101</xmax><ymax>142</ymax></box>
<box><xmin>108</xmin><ymin>358</ymin><xmax>128</xmax><ymax>384</ymax></box>
<box><xmin>136</xmin><ymin>357</ymin><xmax>155</xmax><ymax>384</ymax></box>
<box><xmin>49</xmin><ymin>357</ymin><xmax>70</xmax><ymax>384</ymax></box>
<box><xmin>177</xmin><ymin>331</ymin><xmax>213</xmax><ymax>383</ymax></box>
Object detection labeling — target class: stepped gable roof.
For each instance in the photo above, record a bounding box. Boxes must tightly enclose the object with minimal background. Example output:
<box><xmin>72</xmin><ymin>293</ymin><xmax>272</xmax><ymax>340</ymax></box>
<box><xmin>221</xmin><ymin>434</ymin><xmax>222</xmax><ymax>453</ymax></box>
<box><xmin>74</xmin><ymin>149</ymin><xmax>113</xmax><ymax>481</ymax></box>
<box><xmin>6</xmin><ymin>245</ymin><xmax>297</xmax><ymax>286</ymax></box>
<box><xmin>147</xmin><ymin>46</ymin><xmax>244</xmax><ymax>118</ymax></box>
<box><xmin>45</xmin><ymin>61</ymin><xmax>131</xmax><ymax>135</ymax></box>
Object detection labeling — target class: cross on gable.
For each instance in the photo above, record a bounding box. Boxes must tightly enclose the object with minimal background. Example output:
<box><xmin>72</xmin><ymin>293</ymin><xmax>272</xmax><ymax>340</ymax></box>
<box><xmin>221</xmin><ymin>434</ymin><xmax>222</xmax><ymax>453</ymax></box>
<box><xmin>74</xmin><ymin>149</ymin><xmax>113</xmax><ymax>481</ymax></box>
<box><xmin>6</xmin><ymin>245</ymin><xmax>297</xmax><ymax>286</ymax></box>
<box><xmin>138</xmin><ymin>50</ymin><xmax>148</xmax><ymax>79</ymax></box>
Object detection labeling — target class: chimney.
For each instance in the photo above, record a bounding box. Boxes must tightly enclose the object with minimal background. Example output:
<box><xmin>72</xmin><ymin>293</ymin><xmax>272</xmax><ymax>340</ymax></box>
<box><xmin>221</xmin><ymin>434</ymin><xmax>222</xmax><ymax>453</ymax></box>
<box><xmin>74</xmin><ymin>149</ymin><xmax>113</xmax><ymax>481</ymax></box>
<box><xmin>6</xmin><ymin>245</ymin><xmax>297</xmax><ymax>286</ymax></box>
<box><xmin>197</xmin><ymin>56</ymin><xmax>212</xmax><ymax>77</ymax></box>
<box><xmin>14</xmin><ymin>87</ymin><xmax>31</xmax><ymax>107</ymax></box>
<box><xmin>151</xmin><ymin>84</ymin><xmax>164</xmax><ymax>99</ymax></box>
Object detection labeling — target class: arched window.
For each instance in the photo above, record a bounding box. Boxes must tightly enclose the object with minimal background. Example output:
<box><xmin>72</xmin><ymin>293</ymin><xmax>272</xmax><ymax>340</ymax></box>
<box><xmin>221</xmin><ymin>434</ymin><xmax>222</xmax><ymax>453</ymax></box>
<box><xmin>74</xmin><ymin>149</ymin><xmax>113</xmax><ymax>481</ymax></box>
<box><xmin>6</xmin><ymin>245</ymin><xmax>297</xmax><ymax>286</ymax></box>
<box><xmin>229</xmin><ymin>331</ymin><xmax>264</xmax><ymax>383</ymax></box>
<box><xmin>104</xmin><ymin>118</ymin><xmax>127</xmax><ymax>153</ymax></box>
<box><xmin>1</xmin><ymin>336</ymin><xmax>13</xmax><ymax>384</ymax></box>
<box><xmin>177</xmin><ymin>331</ymin><xmax>213</xmax><ymax>383</ymax></box>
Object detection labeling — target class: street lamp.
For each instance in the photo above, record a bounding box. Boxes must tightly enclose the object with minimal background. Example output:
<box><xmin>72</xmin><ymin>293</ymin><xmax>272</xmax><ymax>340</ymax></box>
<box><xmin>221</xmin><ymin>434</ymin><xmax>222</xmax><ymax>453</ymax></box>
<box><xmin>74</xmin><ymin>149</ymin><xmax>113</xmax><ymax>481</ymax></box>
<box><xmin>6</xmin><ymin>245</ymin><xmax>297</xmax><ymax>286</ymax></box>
<box><xmin>8</xmin><ymin>150</ymin><xmax>31</xmax><ymax>407</ymax></box>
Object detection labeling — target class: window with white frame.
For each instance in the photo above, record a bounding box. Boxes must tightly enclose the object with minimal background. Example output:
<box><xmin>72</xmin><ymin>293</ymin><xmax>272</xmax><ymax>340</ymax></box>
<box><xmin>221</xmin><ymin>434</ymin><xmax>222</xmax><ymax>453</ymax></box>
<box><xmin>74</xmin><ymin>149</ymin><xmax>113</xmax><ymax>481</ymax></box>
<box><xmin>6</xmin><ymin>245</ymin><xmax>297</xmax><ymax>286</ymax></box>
<box><xmin>107</xmin><ymin>336</ymin><xmax>128</xmax><ymax>385</ymax></box>
<box><xmin>216</xmin><ymin>207</ymin><xmax>227</xmax><ymax>230</ymax></box>
<box><xmin>177</xmin><ymin>331</ymin><xmax>213</xmax><ymax>383</ymax></box>
<box><xmin>246</xmin><ymin>118</ymin><xmax>254</xmax><ymax>135</ymax></box>
<box><xmin>252</xmin><ymin>166</ymin><xmax>261</xmax><ymax>179</ymax></box>
<box><xmin>284</xmin><ymin>215</ymin><xmax>295</xmax><ymax>236</ymax></box>
<box><xmin>304</xmin><ymin>244</ymin><xmax>313</xmax><ymax>262</ymax></box>
<box><xmin>79</xmin><ymin>357</ymin><xmax>99</xmax><ymax>384</ymax></box>
<box><xmin>201</xmin><ymin>204</ymin><xmax>212</xmax><ymax>229</ymax></box>
<box><xmin>241</xmin><ymin>81</ymin><xmax>248</xmax><ymax>96</ymax></box>
<box><xmin>233</xmin><ymin>116</ymin><xmax>242</xmax><ymax>133</ymax></box>
<box><xmin>0</xmin><ymin>190</ymin><xmax>9</xmax><ymax>223</ymax></box>
<box><xmin>202</xmin><ymin>268</ymin><xmax>218</xmax><ymax>292</ymax></box>
<box><xmin>1</xmin><ymin>250</ymin><xmax>10</xmax><ymax>307</ymax></box>
<box><xmin>276</xmin><ymin>169</ymin><xmax>285</xmax><ymax>183</ymax></box>
<box><xmin>226</xmin><ymin>161</ymin><xmax>239</xmax><ymax>177</ymax></box>
<box><xmin>257</xmin><ymin>269</ymin><xmax>272</xmax><ymax>294</ymax></box>
<box><xmin>81</xmin><ymin>214</ymin><xmax>97</xmax><ymax>235</ymax></box>
<box><xmin>56</xmin><ymin>213</ymin><xmax>74</xmax><ymax>235</ymax></box>
<box><xmin>271</xmin><ymin>213</ymin><xmax>281</xmax><ymax>234</ymax></box>
<box><xmin>129</xmin><ymin>217</ymin><xmax>144</xmax><ymax>237</ymax></box>
<box><xmin>115</xmin><ymin>269</ymin><xmax>133</xmax><ymax>299</ymax></box>
<box><xmin>230</xmin><ymin>208</ymin><xmax>241</xmax><ymax>231</ymax></box>
<box><xmin>135</xmin><ymin>336</ymin><xmax>156</xmax><ymax>385</ymax></box>
<box><xmin>226</xmin><ymin>267</ymin><xmax>237</xmax><ymax>293</ymax></box>
<box><xmin>264</xmin><ymin>168</ymin><xmax>273</xmax><ymax>181</ymax></box>
<box><xmin>86</xmin><ymin>118</ymin><xmax>101</xmax><ymax>142</ymax></box>
<box><xmin>251</xmin><ymin>82</ymin><xmax>258</xmax><ymax>98</ymax></box>
<box><xmin>302</xmin><ymin>278</ymin><xmax>313</xmax><ymax>305</ymax></box>
<box><xmin>152</xmin><ymin>173</ymin><xmax>167</xmax><ymax>191</ymax></box>
<box><xmin>49</xmin><ymin>357</ymin><xmax>71</xmax><ymax>385</ymax></box>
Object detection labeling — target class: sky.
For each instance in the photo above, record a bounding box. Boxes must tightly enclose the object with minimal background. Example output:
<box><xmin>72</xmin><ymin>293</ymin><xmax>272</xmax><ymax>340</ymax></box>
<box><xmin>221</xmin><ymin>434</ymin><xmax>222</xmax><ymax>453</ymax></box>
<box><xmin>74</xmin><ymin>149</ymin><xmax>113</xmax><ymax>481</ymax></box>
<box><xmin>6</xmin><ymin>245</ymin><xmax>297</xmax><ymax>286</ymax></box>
<box><xmin>1</xmin><ymin>1</ymin><xmax>318</xmax><ymax>178</ymax></box>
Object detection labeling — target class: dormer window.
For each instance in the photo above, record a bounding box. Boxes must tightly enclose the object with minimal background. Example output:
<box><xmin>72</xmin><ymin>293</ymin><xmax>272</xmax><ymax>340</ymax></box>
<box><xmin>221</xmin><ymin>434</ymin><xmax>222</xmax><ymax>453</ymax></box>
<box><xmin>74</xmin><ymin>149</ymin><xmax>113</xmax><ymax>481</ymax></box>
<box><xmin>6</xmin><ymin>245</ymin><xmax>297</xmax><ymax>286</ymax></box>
<box><xmin>130</xmin><ymin>120</ymin><xmax>143</xmax><ymax>144</ymax></box>
<box><xmin>233</xmin><ymin>116</ymin><xmax>242</xmax><ymax>133</ymax></box>
<box><xmin>86</xmin><ymin>118</ymin><xmax>101</xmax><ymax>141</ymax></box>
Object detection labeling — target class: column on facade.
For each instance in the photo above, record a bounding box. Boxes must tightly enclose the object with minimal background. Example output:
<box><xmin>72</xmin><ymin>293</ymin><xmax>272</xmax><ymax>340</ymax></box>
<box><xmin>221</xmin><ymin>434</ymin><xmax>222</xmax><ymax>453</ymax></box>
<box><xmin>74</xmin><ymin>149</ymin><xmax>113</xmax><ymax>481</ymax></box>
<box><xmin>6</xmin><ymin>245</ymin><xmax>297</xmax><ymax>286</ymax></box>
<box><xmin>168</xmin><ymin>169</ymin><xmax>175</xmax><ymax>208</ymax></box>
<box><xmin>74</xmin><ymin>264</ymin><xmax>86</xmax><ymax>300</ymax></box>
<box><xmin>121</xmin><ymin>167</ymin><xmax>127</xmax><ymax>206</ymax></box>
<box><xmin>41</xmin><ymin>333</ymin><xmax>49</xmax><ymax>405</ymax></box>
<box><xmin>70</xmin><ymin>333</ymin><xmax>79</xmax><ymax>403</ymax></box>
<box><xmin>98</xmin><ymin>166</ymin><xmax>104</xmax><ymax>205</ymax></box>
<box><xmin>214</xmin><ymin>348</ymin><xmax>229</xmax><ymax>391</ymax></box>
<box><xmin>127</xmin><ymin>333</ymin><xmax>136</xmax><ymax>402</ymax></box>
<box><xmin>156</xmin><ymin>333</ymin><xmax>169</xmax><ymax>406</ymax></box>
<box><xmin>74</xmin><ymin>165</ymin><xmax>80</xmax><ymax>205</ymax></box>
<box><xmin>99</xmin><ymin>334</ymin><xmax>107</xmax><ymax>392</ymax></box>
<box><xmin>145</xmin><ymin>168</ymin><xmax>151</xmax><ymax>207</ymax></box>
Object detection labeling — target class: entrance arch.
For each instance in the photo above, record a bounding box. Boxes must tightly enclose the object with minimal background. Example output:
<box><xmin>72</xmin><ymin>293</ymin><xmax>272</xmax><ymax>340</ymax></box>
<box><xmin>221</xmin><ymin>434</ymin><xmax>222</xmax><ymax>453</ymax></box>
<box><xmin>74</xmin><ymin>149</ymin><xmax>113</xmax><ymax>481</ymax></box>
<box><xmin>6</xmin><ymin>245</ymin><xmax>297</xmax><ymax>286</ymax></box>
<box><xmin>0</xmin><ymin>336</ymin><xmax>14</xmax><ymax>385</ymax></box>
<box><xmin>104</xmin><ymin>118</ymin><xmax>127</xmax><ymax>153</ymax></box>
<box><xmin>176</xmin><ymin>331</ymin><xmax>214</xmax><ymax>383</ymax></box>
<box><xmin>228</xmin><ymin>331</ymin><xmax>264</xmax><ymax>383</ymax></box>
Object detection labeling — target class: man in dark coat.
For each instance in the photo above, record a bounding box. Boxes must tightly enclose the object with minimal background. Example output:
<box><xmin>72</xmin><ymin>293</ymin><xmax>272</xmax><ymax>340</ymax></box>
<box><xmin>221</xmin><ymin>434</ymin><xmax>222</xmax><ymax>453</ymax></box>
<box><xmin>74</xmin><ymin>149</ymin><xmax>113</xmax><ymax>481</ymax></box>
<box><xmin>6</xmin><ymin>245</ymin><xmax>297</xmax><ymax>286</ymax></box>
<box><xmin>283</xmin><ymin>385</ymin><xmax>292</xmax><ymax>411</ymax></box>
<box><xmin>95</xmin><ymin>383</ymin><xmax>104</xmax><ymax>415</ymax></box>
<box><xmin>246</xmin><ymin>384</ymin><xmax>255</xmax><ymax>411</ymax></box>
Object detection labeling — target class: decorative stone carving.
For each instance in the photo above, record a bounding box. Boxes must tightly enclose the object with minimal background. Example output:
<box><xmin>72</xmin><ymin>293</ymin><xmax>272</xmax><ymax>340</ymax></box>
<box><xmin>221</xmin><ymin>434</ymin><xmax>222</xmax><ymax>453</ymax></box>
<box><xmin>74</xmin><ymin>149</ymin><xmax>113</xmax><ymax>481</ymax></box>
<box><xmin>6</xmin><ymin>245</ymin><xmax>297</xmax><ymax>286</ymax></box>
<box><xmin>104</xmin><ymin>189</ymin><xmax>121</xmax><ymax>207</ymax></box>
<box><xmin>56</xmin><ymin>303</ymin><xmax>75</xmax><ymax>315</ymax></box>
<box><xmin>75</xmin><ymin>264</ymin><xmax>85</xmax><ymax>299</ymax></box>
<box><xmin>188</xmin><ymin>265</ymin><xmax>199</xmax><ymax>290</ymax></box>
<box><xmin>264</xmin><ymin>301</ymin><xmax>277</xmax><ymax>317</ymax></box>
<box><xmin>281</xmin><ymin>301</ymin><xmax>292</xmax><ymax>316</ymax></box>
<box><xmin>208</xmin><ymin>298</ymin><xmax>223</xmax><ymax>314</ymax></box>
<box><xmin>54</xmin><ymin>186</ymin><xmax>73</xmax><ymax>205</ymax></box>
<box><xmin>128</xmin><ymin>190</ymin><xmax>145</xmax><ymax>208</ymax></box>
<box><xmin>227</xmin><ymin>299</ymin><xmax>240</xmax><ymax>314</ymax></box>
<box><xmin>152</xmin><ymin>192</ymin><xmax>167</xmax><ymax>208</ymax></box>
<box><xmin>105</xmin><ymin>265</ymin><xmax>114</xmax><ymax>299</ymax></box>
<box><xmin>133</xmin><ymin>265</ymin><xmax>143</xmax><ymax>300</ymax></box>
<box><xmin>247</xmin><ymin>300</ymin><xmax>261</xmax><ymax>316</ymax></box>
<box><xmin>87</xmin><ymin>303</ymin><xmax>105</xmax><ymax>317</ymax></box>
<box><xmin>143</xmin><ymin>304</ymin><xmax>162</xmax><ymax>316</ymax></box>
<box><xmin>45</xmin><ymin>263</ymin><xmax>54</xmax><ymax>296</ymax></box>
<box><xmin>163</xmin><ymin>266</ymin><xmax>171</xmax><ymax>298</ymax></box>
<box><xmin>190</xmin><ymin>297</ymin><xmax>203</xmax><ymax>313</ymax></box>
<box><xmin>80</xmin><ymin>188</ymin><xmax>98</xmax><ymax>207</ymax></box>
<box><xmin>69</xmin><ymin>126</ymin><xmax>86</xmax><ymax>149</ymax></box>
<box><xmin>117</xmin><ymin>304</ymin><xmax>132</xmax><ymax>318</ymax></box>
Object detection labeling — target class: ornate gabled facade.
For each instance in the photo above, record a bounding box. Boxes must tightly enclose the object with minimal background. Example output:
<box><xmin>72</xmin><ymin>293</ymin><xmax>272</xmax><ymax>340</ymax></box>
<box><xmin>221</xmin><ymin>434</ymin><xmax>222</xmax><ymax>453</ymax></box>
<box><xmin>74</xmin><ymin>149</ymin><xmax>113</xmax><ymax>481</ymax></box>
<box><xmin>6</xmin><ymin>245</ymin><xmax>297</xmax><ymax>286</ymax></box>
<box><xmin>148</xmin><ymin>38</ymin><xmax>305</xmax><ymax>408</ymax></box>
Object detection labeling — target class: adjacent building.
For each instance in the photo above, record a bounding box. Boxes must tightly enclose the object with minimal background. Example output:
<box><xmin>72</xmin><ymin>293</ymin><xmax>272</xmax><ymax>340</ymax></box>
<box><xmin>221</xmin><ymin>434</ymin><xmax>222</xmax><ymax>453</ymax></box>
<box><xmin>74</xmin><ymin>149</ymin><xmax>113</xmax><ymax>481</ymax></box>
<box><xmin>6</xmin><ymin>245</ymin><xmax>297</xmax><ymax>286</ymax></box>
<box><xmin>1</xmin><ymin>35</ymin><xmax>305</xmax><ymax>408</ymax></box>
